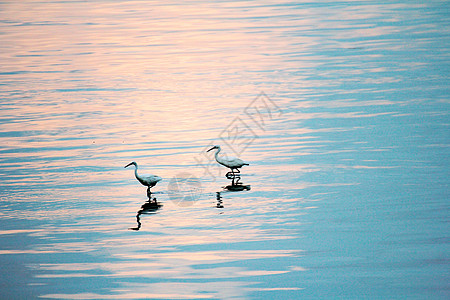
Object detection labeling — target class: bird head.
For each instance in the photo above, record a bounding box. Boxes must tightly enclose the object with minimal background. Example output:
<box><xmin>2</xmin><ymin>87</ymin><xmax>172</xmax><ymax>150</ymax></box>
<box><xmin>124</xmin><ymin>161</ymin><xmax>137</xmax><ymax>168</ymax></box>
<box><xmin>207</xmin><ymin>145</ymin><xmax>220</xmax><ymax>152</ymax></box>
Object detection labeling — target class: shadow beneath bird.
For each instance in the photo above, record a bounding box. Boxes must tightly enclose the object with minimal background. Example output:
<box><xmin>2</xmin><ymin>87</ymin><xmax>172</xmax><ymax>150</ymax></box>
<box><xmin>129</xmin><ymin>196</ymin><xmax>162</xmax><ymax>231</ymax></box>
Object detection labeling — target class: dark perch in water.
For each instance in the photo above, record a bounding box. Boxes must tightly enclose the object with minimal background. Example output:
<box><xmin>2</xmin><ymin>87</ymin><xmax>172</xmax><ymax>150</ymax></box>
<box><xmin>223</xmin><ymin>184</ymin><xmax>251</xmax><ymax>192</ymax></box>
<box><xmin>124</xmin><ymin>161</ymin><xmax>162</xmax><ymax>198</ymax></box>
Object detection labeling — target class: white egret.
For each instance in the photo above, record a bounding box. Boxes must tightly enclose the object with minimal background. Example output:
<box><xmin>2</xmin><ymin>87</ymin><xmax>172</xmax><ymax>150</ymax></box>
<box><xmin>124</xmin><ymin>161</ymin><xmax>162</xmax><ymax>197</ymax></box>
<box><xmin>207</xmin><ymin>145</ymin><xmax>249</xmax><ymax>174</ymax></box>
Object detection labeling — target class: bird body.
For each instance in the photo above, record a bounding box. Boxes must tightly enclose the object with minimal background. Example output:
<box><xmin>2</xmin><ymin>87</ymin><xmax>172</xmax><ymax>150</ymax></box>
<box><xmin>207</xmin><ymin>145</ymin><xmax>249</xmax><ymax>171</ymax></box>
<box><xmin>125</xmin><ymin>161</ymin><xmax>162</xmax><ymax>196</ymax></box>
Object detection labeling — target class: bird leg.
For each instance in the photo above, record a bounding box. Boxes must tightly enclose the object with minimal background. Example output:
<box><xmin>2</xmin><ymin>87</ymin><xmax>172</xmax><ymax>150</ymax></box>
<box><xmin>226</xmin><ymin>171</ymin><xmax>234</xmax><ymax>179</ymax></box>
<box><xmin>229</xmin><ymin>169</ymin><xmax>241</xmax><ymax>185</ymax></box>
<box><xmin>147</xmin><ymin>187</ymin><xmax>152</xmax><ymax>198</ymax></box>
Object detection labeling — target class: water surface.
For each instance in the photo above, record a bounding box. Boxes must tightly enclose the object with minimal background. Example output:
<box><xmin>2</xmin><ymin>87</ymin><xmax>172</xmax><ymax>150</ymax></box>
<box><xmin>0</xmin><ymin>1</ymin><xmax>448</xmax><ymax>299</ymax></box>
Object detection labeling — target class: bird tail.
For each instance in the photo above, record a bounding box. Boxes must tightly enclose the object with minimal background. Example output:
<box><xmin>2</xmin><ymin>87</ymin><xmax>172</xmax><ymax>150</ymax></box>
<box><xmin>244</xmin><ymin>163</ymin><xmax>249</xmax><ymax>166</ymax></box>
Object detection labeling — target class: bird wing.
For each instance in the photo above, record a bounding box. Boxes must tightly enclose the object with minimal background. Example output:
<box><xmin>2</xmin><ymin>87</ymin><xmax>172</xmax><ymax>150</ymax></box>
<box><xmin>221</xmin><ymin>157</ymin><xmax>246</xmax><ymax>168</ymax></box>
<box><xmin>140</xmin><ymin>174</ymin><xmax>162</xmax><ymax>185</ymax></box>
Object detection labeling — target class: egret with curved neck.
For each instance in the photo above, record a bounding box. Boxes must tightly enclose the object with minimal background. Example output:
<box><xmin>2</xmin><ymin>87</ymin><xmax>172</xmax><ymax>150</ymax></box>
<box><xmin>207</xmin><ymin>145</ymin><xmax>249</xmax><ymax>174</ymax></box>
<box><xmin>124</xmin><ymin>161</ymin><xmax>162</xmax><ymax>197</ymax></box>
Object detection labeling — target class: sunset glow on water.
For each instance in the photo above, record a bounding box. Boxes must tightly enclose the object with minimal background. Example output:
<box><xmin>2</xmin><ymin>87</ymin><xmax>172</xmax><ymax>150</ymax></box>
<box><xmin>0</xmin><ymin>1</ymin><xmax>448</xmax><ymax>299</ymax></box>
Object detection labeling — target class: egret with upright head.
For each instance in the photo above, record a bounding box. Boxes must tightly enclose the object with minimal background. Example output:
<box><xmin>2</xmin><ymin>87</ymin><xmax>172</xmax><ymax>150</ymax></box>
<box><xmin>207</xmin><ymin>145</ymin><xmax>249</xmax><ymax>175</ymax></box>
<box><xmin>124</xmin><ymin>161</ymin><xmax>162</xmax><ymax>197</ymax></box>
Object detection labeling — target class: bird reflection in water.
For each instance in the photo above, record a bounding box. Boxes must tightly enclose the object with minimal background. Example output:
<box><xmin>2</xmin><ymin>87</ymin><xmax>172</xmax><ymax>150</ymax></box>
<box><xmin>216</xmin><ymin>192</ymin><xmax>223</xmax><ymax>208</ymax></box>
<box><xmin>129</xmin><ymin>196</ymin><xmax>162</xmax><ymax>231</ymax></box>
<box><xmin>216</xmin><ymin>177</ymin><xmax>251</xmax><ymax>210</ymax></box>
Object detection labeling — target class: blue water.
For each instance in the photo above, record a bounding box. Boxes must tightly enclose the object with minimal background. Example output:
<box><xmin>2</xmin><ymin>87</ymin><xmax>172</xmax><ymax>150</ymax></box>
<box><xmin>0</xmin><ymin>1</ymin><xmax>448</xmax><ymax>299</ymax></box>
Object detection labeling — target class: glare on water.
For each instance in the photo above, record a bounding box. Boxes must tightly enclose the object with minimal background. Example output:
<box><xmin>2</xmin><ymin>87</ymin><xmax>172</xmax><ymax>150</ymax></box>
<box><xmin>0</xmin><ymin>1</ymin><xmax>448</xmax><ymax>299</ymax></box>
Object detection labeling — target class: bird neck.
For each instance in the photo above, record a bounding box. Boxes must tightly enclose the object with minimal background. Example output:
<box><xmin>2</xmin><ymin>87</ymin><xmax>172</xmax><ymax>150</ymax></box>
<box><xmin>133</xmin><ymin>164</ymin><xmax>140</xmax><ymax>179</ymax></box>
<box><xmin>214</xmin><ymin>148</ymin><xmax>221</xmax><ymax>159</ymax></box>
<box><xmin>214</xmin><ymin>149</ymin><xmax>220</xmax><ymax>161</ymax></box>
<box><xmin>215</xmin><ymin>148</ymin><xmax>227</xmax><ymax>165</ymax></box>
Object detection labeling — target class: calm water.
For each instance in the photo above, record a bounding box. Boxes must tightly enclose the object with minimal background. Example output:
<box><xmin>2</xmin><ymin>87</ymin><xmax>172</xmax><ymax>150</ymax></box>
<box><xmin>0</xmin><ymin>1</ymin><xmax>449</xmax><ymax>299</ymax></box>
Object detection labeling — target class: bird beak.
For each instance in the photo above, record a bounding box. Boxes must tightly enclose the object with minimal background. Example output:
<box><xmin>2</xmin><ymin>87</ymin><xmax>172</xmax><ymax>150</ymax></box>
<box><xmin>124</xmin><ymin>162</ymin><xmax>133</xmax><ymax>168</ymax></box>
<box><xmin>207</xmin><ymin>146</ymin><xmax>216</xmax><ymax>152</ymax></box>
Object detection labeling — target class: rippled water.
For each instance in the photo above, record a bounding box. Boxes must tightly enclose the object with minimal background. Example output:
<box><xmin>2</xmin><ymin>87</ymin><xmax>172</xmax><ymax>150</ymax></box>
<box><xmin>0</xmin><ymin>1</ymin><xmax>448</xmax><ymax>299</ymax></box>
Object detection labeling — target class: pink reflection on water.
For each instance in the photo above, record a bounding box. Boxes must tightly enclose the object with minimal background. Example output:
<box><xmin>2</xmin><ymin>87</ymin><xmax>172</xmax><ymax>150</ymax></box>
<box><xmin>35</xmin><ymin>249</ymin><xmax>303</xmax><ymax>299</ymax></box>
